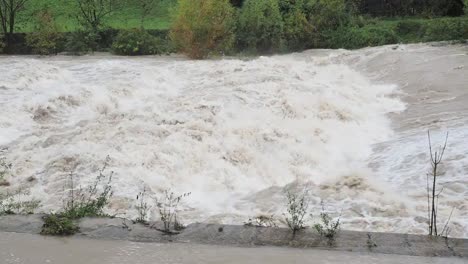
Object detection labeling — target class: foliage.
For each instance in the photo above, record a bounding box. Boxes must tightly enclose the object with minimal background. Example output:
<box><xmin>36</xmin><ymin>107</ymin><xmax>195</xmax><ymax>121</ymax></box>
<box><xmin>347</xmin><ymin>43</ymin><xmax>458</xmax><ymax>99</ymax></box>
<box><xmin>65</xmin><ymin>29</ymin><xmax>101</xmax><ymax>55</ymax></box>
<box><xmin>313</xmin><ymin>204</ymin><xmax>341</xmax><ymax>245</ymax></box>
<box><xmin>26</xmin><ymin>9</ymin><xmax>61</xmax><ymax>55</ymax></box>
<box><xmin>135</xmin><ymin>186</ymin><xmax>150</xmax><ymax>224</ymax></box>
<box><xmin>283</xmin><ymin>189</ymin><xmax>309</xmax><ymax>235</ymax></box>
<box><xmin>112</xmin><ymin>28</ymin><xmax>165</xmax><ymax>55</ymax></box>
<box><xmin>170</xmin><ymin>0</ymin><xmax>236</xmax><ymax>59</ymax></box>
<box><xmin>0</xmin><ymin>153</ymin><xmax>11</xmax><ymax>182</ymax></box>
<box><xmin>280</xmin><ymin>0</ymin><xmax>315</xmax><ymax>51</ymax></box>
<box><xmin>61</xmin><ymin>157</ymin><xmax>114</xmax><ymax>219</ymax></box>
<box><xmin>237</xmin><ymin>0</ymin><xmax>284</xmax><ymax>53</ymax></box>
<box><xmin>0</xmin><ymin>35</ymin><xmax>4</xmax><ymax>53</ymax></box>
<box><xmin>155</xmin><ymin>189</ymin><xmax>190</xmax><ymax>233</ymax></box>
<box><xmin>41</xmin><ymin>214</ymin><xmax>79</xmax><ymax>236</ymax></box>
<box><xmin>422</xmin><ymin>17</ymin><xmax>468</xmax><ymax>41</ymax></box>
<box><xmin>306</xmin><ymin>0</ymin><xmax>351</xmax><ymax>31</ymax></box>
<box><xmin>324</xmin><ymin>25</ymin><xmax>398</xmax><ymax>49</ymax></box>
<box><xmin>0</xmin><ymin>0</ymin><xmax>29</xmax><ymax>51</ymax></box>
<box><xmin>75</xmin><ymin>0</ymin><xmax>120</xmax><ymax>31</ymax></box>
<box><xmin>0</xmin><ymin>188</ymin><xmax>40</xmax><ymax>215</ymax></box>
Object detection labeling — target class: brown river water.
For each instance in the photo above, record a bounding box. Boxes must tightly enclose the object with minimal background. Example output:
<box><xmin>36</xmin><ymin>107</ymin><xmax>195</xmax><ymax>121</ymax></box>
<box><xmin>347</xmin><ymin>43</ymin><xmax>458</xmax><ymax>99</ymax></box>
<box><xmin>0</xmin><ymin>43</ymin><xmax>467</xmax><ymax>239</ymax></box>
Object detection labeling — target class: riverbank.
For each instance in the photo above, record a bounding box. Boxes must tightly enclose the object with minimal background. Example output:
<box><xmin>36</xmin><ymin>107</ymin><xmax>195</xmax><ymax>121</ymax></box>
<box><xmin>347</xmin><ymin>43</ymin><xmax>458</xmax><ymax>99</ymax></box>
<box><xmin>0</xmin><ymin>214</ymin><xmax>467</xmax><ymax>258</ymax></box>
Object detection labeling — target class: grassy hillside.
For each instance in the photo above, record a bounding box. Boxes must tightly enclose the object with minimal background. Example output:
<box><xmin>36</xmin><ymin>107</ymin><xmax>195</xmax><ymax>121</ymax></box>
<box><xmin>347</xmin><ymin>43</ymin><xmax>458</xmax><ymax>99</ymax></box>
<box><xmin>18</xmin><ymin>0</ymin><xmax>176</xmax><ymax>32</ymax></box>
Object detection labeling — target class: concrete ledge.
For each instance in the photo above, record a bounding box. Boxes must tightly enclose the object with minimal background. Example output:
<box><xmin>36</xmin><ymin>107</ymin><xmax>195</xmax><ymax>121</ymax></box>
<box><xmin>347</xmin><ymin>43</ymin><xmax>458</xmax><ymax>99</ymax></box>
<box><xmin>0</xmin><ymin>215</ymin><xmax>466</xmax><ymax>258</ymax></box>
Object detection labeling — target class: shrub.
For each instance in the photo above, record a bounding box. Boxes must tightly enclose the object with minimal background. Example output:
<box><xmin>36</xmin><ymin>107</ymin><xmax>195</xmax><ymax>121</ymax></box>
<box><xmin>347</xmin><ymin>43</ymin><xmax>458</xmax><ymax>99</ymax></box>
<box><xmin>0</xmin><ymin>36</ymin><xmax>4</xmax><ymax>53</ymax></box>
<box><xmin>61</xmin><ymin>157</ymin><xmax>113</xmax><ymax>219</ymax></box>
<box><xmin>283</xmin><ymin>189</ymin><xmax>309</xmax><ymax>235</ymax></box>
<box><xmin>65</xmin><ymin>30</ymin><xmax>101</xmax><ymax>55</ymax></box>
<box><xmin>423</xmin><ymin>18</ymin><xmax>468</xmax><ymax>42</ymax></box>
<box><xmin>41</xmin><ymin>214</ymin><xmax>79</xmax><ymax>236</ymax></box>
<box><xmin>396</xmin><ymin>20</ymin><xmax>424</xmax><ymax>36</ymax></box>
<box><xmin>155</xmin><ymin>190</ymin><xmax>190</xmax><ymax>233</ymax></box>
<box><xmin>0</xmin><ymin>188</ymin><xmax>40</xmax><ymax>215</ymax></box>
<box><xmin>280</xmin><ymin>0</ymin><xmax>315</xmax><ymax>51</ymax></box>
<box><xmin>0</xmin><ymin>155</ymin><xmax>11</xmax><ymax>182</ymax></box>
<box><xmin>170</xmin><ymin>0</ymin><xmax>236</xmax><ymax>59</ymax></box>
<box><xmin>237</xmin><ymin>0</ymin><xmax>284</xmax><ymax>53</ymax></box>
<box><xmin>325</xmin><ymin>25</ymin><xmax>399</xmax><ymax>49</ymax></box>
<box><xmin>305</xmin><ymin>0</ymin><xmax>351</xmax><ymax>32</ymax></box>
<box><xmin>313</xmin><ymin>204</ymin><xmax>341</xmax><ymax>246</ymax></box>
<box><xmin>135</xmin><ymin>187</ymin><xmax>150</xmax><ymax>224</ymax></box>
<box><xmin>112</xmin><ymin>28</ymin><xmax>165</xmax><ymax>56</ymax></box>
<box><xmin>26</xmin><ymin>10</ymin><xmax>62</xmax><ymax>55</ymax></box>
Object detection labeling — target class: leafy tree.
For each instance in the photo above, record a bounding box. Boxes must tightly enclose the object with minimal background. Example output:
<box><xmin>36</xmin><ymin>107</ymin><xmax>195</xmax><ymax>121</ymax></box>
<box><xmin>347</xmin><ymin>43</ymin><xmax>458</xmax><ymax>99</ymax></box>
<box><xmin>237</xmin><ymin>0</ymin><xmax>284</xmax><ymax>53</ymax></box>
<box><xmin>170</xmin><ymin>0</ymin><xmax>236</xmax><ymax>59</ymax></box>
<box><xmin>75</xmin><ymin>0</ymin><xmax>120</xmax><ymax>31</ymax></box>
<box><xmin>26</xmin><ymin>9</ymin><xmax>61</xmax><ymax>55</ymax></box>
<box><xmin>279</xmin><ymin>0</ymin><xmax>315</xmax><ymax>51</ymax></box>
<box><xmin>306</xmin><ymin>0</ymin><xmax>350</xmax><ymax>32</ymax></box>
<box><xmin>0</xmin><ymin>0</ymin><xmax>29</xmax><ymax>52</ymax></box>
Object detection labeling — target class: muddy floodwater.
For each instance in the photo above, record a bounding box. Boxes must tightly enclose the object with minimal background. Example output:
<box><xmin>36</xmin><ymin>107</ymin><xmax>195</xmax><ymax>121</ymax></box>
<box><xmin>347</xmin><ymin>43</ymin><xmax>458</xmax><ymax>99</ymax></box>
<box><xmin>0</xmin><ymin>232</ymin><xmax>465</xmax><ymax>264</ymax></box>
<box><xmin>0</xmin><ymin>43</ymin><xmax>467</xmax><ymax>237</ymax></box>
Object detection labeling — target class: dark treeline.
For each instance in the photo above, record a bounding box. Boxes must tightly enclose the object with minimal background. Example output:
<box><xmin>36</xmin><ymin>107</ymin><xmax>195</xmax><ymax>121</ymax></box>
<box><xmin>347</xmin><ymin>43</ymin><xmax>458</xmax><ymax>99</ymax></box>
<box><xmin>230</xmin><ymin>0</ymin><xmax>466</xmax><ymax>17</ymax></box>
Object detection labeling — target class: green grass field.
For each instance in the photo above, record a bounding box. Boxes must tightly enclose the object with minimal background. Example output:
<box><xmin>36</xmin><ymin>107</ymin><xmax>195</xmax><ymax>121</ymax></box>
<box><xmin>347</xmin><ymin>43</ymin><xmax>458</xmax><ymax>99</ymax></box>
<box><xmin>17</xmin><ymin>0</ymin><xmax>175</xmax><ymax>32</ymax></box>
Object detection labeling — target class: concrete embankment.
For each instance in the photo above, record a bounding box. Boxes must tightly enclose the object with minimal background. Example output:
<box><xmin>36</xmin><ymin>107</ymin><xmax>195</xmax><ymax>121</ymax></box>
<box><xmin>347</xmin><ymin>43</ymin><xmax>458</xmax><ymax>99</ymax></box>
<box><xmin>0</xmin><ymin>214</ymin><xmax>466</xmax><ymax>258</ymax></box>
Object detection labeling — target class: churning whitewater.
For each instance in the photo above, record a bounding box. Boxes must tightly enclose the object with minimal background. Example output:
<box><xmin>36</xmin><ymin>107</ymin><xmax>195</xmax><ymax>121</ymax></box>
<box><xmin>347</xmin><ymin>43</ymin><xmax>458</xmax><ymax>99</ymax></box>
<box><xmin>1</xmin><ymin>44</ymin><xmax>467</xmax><ymax>237</ymax></box>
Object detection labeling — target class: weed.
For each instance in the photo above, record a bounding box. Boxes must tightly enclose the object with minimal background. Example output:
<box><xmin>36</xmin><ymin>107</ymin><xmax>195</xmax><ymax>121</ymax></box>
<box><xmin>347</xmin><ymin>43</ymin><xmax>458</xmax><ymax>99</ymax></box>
<box><xmin>154</xmin><ymin>189</ymin><xmax>190</xmax><ymax>233</ymax></box>
<box><xmin>314</xmin><ymin>203</ymin><xmax>341</xmax><ymax>246</ymax></box>
<box><xmin>426</xmin><ymin>131</ymin><xmax>455</xmax><ymax>237</ymax></box>
<box><xmin>62</xmin><ymin>156</ymin><xmax>114</xmax><ymax>219</ymax></box>
<box><xmin>284</xmin><ymin>188</ymin><xmax>309</xmax><ymax>235</ymax></box>
<box><xmin>0</xmin><ymin>151</ymin><xmax>11</xmax><ymax>183</ymax></box>
<box><xmin>0</xmin><ymin>188</ymin><xmax>40</xmax><ymax>215</ymax></box>
<box><xmin>135</xmin><ymin>186</ymin><xmax>150</xmax><ymax>224</ymax></box>
<box><xmin>41</xmin><ymin>214</ymin><xmax>79</xmax><ymax>236</ymax></box>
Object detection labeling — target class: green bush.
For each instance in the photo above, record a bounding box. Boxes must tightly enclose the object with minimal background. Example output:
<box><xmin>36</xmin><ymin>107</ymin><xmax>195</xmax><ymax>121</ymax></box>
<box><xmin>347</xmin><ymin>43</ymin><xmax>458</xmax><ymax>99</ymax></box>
<box><xmin>170</xmin><ymin>0</ymin><xmax>236</xmax><ymax>59</ymax></box>
<box><xmin>279</xmin><ymin>0</ymin><xmax>315</xmax><ymax>51</ymax></box>
<box><xmin>26</xmin><ymin>10</ymin><xmax>62</xmax><ymax>55</ymax></box>
<box><xmin>41</xmin><ymin>214</ymin><xmax>79</xmax><ymax>236</ymax></box>
<box><xmin>65</xmin><ymin>30</ymin><xmax>101</xmax><ymax>55</ymax></box>
<box><xmin>305</xmin><ymin>0</ymin><xmax>351</xmax><ymax>31</ymax></box>
<box><xmin>112</xmin><ymin>28</ymin><xmax>165</xmax><ymax>56</ymax></box>
<box><xmin>423</xmin><ymin>18</ymin><xmax>468</xmax><ymax>41</ymax></box>
<box><xmin>396</xmin><ymin>20</ymin><xmax>424</xmax><ymax>36</ymax></box>
<box><xmin>0</xmin><ymin>36</ymin><xmax>4</xmax><ymax>54</ymax></box>
<box><xmin>238</xmin><ymin>0</ymin><xmax>284</xmax><ymax>53</ymax></box>
<box><xmin>325</xmin><ymin>25</ymin><xmax>399</xmax><ymax>49</ymax></box>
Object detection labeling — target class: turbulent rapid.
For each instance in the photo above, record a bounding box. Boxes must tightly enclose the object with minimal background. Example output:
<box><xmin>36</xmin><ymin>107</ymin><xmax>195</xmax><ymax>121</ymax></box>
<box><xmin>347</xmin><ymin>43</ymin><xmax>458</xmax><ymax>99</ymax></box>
<box><xmin>0</xmin><ymin>43</ymin><xmax>467</xmax><ymax>237</ymax></box>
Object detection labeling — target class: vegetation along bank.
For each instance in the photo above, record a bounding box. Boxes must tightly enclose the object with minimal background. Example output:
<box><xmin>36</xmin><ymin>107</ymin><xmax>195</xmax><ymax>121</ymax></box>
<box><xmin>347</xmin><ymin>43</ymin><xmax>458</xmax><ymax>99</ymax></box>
<box><xmin>0</xmin><ymin>0</ymin><xmax>467</xmax><ymax>57</ymax></box>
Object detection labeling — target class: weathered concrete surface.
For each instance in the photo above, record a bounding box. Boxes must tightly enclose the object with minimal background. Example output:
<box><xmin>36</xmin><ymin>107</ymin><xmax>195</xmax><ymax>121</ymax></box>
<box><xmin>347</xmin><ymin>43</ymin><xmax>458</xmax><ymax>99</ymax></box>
<box><xmin>0</xmin><ymin>215</ymin><xmax>466</xmax><ymax>259</ymax></box>
<box><xmin>0</xmin><ymin>214</ymin><xmax>44</xmax><ymax>234</ymax></box>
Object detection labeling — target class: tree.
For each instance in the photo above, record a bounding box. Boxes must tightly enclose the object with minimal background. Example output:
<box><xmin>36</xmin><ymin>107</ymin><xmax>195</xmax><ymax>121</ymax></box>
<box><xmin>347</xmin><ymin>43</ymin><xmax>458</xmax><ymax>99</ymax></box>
<box><xmin>237</xmin><ymin>0</ymin><xmax>284</xmax><ymax>53</ymax></box>
<box><xmin>0</xmin><ymin>0</ymin><xmax>29</xmax><ymax>52</ymax></box>
<box><xmin>279</xmin><ymin>0</ymin><xmax>315</xmax><ymax>51</ymax></box>
<box><xmin>75</xmin><ymin>0</ymin><xmax>119</xmax><ymax>31</ymax></box>
<box><xmin>170</xmin><ymin>0</ymin><xmax>236</xmax><ymax>59</ymax></box>
<box><xmin>26</xmin><ymin>9</ymin><xmax>61</xmax><ymax>55</ymax></box>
